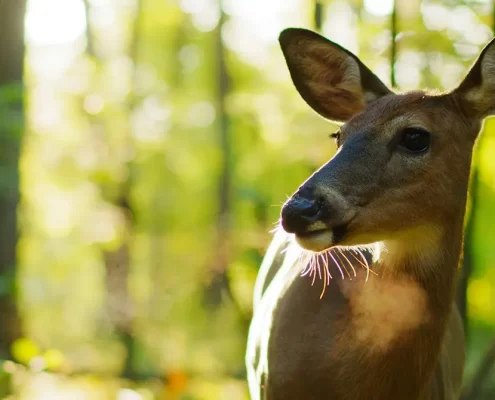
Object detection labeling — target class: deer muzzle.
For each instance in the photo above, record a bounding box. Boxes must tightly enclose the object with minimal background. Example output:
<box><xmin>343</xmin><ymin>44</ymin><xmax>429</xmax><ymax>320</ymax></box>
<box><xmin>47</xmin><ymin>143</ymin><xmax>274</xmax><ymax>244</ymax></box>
<box><xmin>281</xmin><ymin>184</ymin><xmax>354</xmax><ymax>252</ymax></box>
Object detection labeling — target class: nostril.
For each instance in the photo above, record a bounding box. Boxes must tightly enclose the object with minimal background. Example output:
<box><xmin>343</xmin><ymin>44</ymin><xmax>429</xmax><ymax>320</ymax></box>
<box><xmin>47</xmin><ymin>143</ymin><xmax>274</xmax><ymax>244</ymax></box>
<box><xmin>300</xmin><ymin>197</ymin><xmax>323</xmax><ymax>218</ymax></box>
<box><xmin>281</xmin><ymin>195</ymin><xmax>325</xmax><ymax>234</ymax></box>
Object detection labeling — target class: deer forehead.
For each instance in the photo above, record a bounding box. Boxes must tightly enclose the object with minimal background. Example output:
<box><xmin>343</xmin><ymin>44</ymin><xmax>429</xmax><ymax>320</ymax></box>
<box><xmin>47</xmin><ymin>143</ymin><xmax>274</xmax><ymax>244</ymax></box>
<box><xmin>342</xmin><ymin>93</ymin><xmax>461</xmax><ymax>138</ymax></box>
<box><xmin>342</xmin><ymin>114</ymin><xmax>426</xmax><ymax>142</ymax></box>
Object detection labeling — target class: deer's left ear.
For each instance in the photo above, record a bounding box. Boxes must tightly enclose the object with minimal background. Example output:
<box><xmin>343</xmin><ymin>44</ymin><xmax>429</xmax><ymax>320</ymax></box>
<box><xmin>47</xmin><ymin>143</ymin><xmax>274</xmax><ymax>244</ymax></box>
<box><xmin>279</xmin><ymin>28</ymin><xmax>393</xmax><ymax>122</ymax></box>
<box><xmin>454</xmin><ymin>37</ymin><xmax>495</xmax><ymax>119</ymax></box>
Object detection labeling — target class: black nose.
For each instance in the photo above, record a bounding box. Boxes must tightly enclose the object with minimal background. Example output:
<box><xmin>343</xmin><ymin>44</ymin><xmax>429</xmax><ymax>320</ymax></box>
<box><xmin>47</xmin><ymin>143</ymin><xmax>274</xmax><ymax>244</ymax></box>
<box><xmin>281</xmin><ymin>189</ymin><xmax>325</xmax><ymax>234</ymax></box>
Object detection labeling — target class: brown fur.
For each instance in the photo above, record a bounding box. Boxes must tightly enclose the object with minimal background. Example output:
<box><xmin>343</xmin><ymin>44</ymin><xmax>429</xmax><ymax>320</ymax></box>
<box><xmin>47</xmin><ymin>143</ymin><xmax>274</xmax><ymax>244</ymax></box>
<box><xmin>247</xmin><ymin>29</ymin><xmax>495</xmax><ymax>400</ymax></box>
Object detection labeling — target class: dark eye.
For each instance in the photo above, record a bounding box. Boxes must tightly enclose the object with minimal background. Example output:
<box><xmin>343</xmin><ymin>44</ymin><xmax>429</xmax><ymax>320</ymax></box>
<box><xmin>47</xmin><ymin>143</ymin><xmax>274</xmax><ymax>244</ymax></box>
<box><xmin>398</xmin><ymin>127</ymin><xmax>430</xmax><ymax>153</ymax></box>
<box><xmin>329</xmin><ymin>131</ymin><xmax>341</xmax><ymax>147</ymax></box>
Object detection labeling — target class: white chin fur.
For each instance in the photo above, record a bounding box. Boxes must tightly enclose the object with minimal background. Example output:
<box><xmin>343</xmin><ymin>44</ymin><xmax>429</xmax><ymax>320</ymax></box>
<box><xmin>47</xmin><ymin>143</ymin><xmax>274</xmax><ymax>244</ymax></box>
<box><xmin>295</xmin><ymin>230</ymin><xmax>334</xmax><ymax>252</ymax></box>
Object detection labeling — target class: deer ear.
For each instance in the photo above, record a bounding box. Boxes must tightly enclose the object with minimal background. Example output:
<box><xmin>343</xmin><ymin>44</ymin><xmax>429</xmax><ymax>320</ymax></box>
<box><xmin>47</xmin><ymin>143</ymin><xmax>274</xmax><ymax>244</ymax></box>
<box><xmin>455</xmin><ymin>37</ymin><xmax>495</xmax><ymax>119</ymax></box>
<box><xmin>279</xmin><ymin>28</ymin><xmax>392</xmax><ymax>122</ymax></box>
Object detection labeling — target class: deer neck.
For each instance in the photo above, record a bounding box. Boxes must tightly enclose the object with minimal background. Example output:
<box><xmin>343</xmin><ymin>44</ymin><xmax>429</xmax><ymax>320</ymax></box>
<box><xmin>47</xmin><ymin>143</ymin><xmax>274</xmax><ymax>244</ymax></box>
<box><xmin>315</xmin><ymin>219</ymin><xmax>463</xmax><ymax>400</ymax></box>
<box><xmin>336</xmin><ymin>217</ymin><xmax>464</xmax><ymax>359</ymax></box>
<box><xmin>379</xmin><ymin>219</ymin><xmax>463</xmax><ymax>310</ymax></box>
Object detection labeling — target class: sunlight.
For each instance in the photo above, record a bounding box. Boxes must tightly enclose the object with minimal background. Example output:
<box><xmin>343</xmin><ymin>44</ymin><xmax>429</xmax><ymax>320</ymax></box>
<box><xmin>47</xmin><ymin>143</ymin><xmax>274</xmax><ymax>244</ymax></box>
<box><xmin>25</xmin><ymin>0</ymin><xmax>87</xmax><ymax>45</ymax></box>
<box><xmin>364</xmin><ymin>0</ymin><xmax>394</xmax><ymax>16</ymax></box>
<box><xmin>221</xmin><ymin>0</ymin><xmax>303</xmax><ymax>66</ymax></box>
<box><xmin>323</xmin><ymin>1</ymin><xmax>358</xmax><ymax>54</ymax></box>
<box><xmin>117</xmin><ymin>389</ymin><xmax>143</xmax><ymax>400</ymax></box>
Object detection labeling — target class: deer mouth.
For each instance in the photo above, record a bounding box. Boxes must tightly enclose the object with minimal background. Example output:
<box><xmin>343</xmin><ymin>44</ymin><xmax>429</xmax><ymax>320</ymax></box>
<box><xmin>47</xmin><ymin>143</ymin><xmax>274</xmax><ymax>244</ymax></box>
<box><xmin>295</xmin><ymin>224</ymin><xmax>348</xmax><ymax>252</ymax></box>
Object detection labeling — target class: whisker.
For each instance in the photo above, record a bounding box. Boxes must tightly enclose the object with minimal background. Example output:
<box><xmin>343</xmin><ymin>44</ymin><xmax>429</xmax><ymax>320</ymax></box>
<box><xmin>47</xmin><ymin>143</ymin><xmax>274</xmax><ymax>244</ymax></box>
<box><xmin>334</xmin><ymin>250</ymin><xmax>352</xmax><ymax>279</ymax></box>
<box><xmin>320</xmin><ymin>254</ymin><xmax>327</xmax><ymax>299</ymax></box>
<box><xmin>356</xmin><ymin>248</ymin><xmax>373</xmax><ymax>283</ymax></box>
<box><xmin>300</xmin><ymin>251</ymin><xmax>311</xmax><ymax>275</ymax></box>
<box><xmin>360</xmin><ymin>249</ymin><xmax>370</xmax><ymax>283</ymax></box>
<box><xmin>300</xmin><ymin>255</ymin><xmax>311</xmax><ymax>276</ymax></box>
<box><xmin>361</xmin><ymin>252</ymin><xmax>378</xmax><ymax>276</ymax></box>
<box><xmin>321</xmin><ymin>254</ymin><xmax>330</xmax><ymax>286</ymax></box>
<box><xmin>350</xmin><ymin>250</ymin><xmax>378</xmax><ymax>278</ymax></box>
<box><xmin>301</xmin><ymin>265</ymin><xmax>312</xmax><ymax>276</ymax></box>
<box><xmin>328</xmin><ymin>249</ymin><xmax>345</xmax><ymax>280</ymax></box>
<box><xmin>311</xmin><ymin>257</ymin><xmax>317</xmax><ymax>286</ymax></box>
<box><xmin>349</xmin><ymin>250</ymin><xmax>365</xmax><ymax>268</ymax></box>
<box><xmin>338</xmin><ymin>248</ymin><xmax>357</xmax><ymax>278</ymax></box>
<box><xmin>316</xmin><ymin>255</ymin><xmax>322</xmax><ymax>280</ymax></box>
<box><xmin>322</xmin><ymin>252</ymin><xmax>333</xmax><ymax>281</ymax></box>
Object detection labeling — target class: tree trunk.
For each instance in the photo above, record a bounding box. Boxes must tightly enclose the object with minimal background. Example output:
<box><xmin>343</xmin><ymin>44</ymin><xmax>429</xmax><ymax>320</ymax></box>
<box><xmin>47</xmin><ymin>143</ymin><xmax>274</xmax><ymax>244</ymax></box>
<box><xmin>390</xmin><ymin>0</ymin><xmax>398</xmax><ymax>88</ymax></box>
<box><xmin>103</xmin><ymin>196</ymin><xmax>135</xmax><ymax>377</ymax></box>
<box><xmin>203</xmin><ymin>1</ymin><xmax>234</xmax><ymax>307</ymax></box>
<box><xmin>84</xmin><ymin>0</ymin><xmax>140</xmax><ymax>376</ymax></box>
<box><xmin>0</xmin><ymin>0</ymin><xmax>26</xmax><ymax>360</ymax></box>
<box><xmin>314</xmin><ymin>1</ymin><xmax>323</xmax><ymax>31</ymax></box>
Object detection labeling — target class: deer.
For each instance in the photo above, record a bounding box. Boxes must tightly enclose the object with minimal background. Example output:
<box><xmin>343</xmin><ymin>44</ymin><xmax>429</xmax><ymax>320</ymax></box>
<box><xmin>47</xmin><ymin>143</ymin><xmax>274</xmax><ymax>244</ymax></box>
<box><xmin>246</xmin><ymin>28</ymin><xmax>495</xmax><ymax>400</ymax></box>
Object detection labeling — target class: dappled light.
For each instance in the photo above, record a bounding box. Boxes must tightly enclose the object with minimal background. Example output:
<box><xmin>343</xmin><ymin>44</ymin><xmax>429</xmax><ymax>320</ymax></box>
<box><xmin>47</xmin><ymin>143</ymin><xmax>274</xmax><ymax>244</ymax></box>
<box><xmin>25</xmin><ymin>0</ymin><xmax>87</xmax><ymax>46</ymax></box>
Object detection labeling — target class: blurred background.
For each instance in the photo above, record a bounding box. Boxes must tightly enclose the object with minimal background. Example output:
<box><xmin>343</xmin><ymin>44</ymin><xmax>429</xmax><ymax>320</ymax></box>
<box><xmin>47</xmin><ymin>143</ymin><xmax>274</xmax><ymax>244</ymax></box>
<box><xmin>0</xmin><ymin>0</ymin><xmax>494</xmax><ymax>398</ymax></box>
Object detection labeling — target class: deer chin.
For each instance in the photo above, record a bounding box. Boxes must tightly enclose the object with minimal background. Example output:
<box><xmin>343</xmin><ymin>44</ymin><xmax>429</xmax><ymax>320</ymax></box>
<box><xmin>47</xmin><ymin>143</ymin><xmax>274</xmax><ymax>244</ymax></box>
<box><xmin>294</xmin><ymin>224</ymin><xmax>347</xmax><ymax>252</ymax></box>
<box><xmin>295</xmin><ymin>229</ymin><xmax>333</xmax><ymax>252</ymax></box>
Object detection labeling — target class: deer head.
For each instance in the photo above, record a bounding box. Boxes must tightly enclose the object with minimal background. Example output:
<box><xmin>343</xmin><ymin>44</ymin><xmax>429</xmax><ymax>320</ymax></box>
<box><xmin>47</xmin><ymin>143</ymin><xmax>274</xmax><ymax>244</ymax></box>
<box><xmin>279</xmin><ymin>28</ymin><xmax>495</xmax><ymax>256</ymax></box>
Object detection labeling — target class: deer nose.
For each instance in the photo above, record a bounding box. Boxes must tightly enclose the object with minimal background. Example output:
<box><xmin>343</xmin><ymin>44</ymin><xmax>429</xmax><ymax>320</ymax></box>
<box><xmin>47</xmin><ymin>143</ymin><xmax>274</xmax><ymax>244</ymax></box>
<box><xmin>281</xmin><ymin>190</ymin><xmax>325</xmax><ymax>234</ymax></box>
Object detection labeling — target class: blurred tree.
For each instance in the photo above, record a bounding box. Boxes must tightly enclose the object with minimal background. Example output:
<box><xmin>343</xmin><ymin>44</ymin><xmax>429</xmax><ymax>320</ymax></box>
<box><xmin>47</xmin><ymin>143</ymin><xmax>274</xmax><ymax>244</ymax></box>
<box><xmin>391</xmin><ymin>0</ymin><xmax>397</xmax><ymax>87</ymax></box>
<box><xmin>82</xmin><ymin>0</ymin><xmax>94</xmax><ymax>56</ymax></box>
<box><xmin>0</xmin><ymin>0</ymin><xmax>26</xmax><ymax>360</ymax></box>
<box><xmin>102</xmin><ymin>0</ymin><xmax>143</xmax><ymax>378</ymax></box>
<box><xmin>462</xmin><ymin>337</ymin><xmax>495</xmax><ymax>399</ymax></box>
<box><xmin>83</xmin><ymin>0</ymin><xmax>141</xmax><ymax>378</ymax></box>
<box><xmin>203</xmin><ymin>0</ymin><xmax>233</xmax><ymax>307</ymax></box>
<box><xmin>314</xmin><ymin>1</ymin><xmax>324</xmax><ymax>31</ymax></box>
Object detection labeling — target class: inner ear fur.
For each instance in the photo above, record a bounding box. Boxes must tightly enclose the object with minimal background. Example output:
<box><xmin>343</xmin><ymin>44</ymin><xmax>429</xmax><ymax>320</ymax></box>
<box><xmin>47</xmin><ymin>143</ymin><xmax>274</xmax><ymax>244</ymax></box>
<box><xmin>279</xmin><ymin>28</ymin><xmax>392</xmax><ymax>122</ymax></box>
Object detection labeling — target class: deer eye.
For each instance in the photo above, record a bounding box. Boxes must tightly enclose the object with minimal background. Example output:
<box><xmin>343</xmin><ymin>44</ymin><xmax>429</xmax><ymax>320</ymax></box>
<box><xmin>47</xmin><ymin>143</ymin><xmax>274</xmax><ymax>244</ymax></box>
<box><xmin>329</xmin><ymin>131</ymin><xmax>341</xmax><ymax>147</ymax></box>
<box><xmin>398</xmin><ymin>127</ymin><xmax>430</xmax><ymax>153</ymax></box>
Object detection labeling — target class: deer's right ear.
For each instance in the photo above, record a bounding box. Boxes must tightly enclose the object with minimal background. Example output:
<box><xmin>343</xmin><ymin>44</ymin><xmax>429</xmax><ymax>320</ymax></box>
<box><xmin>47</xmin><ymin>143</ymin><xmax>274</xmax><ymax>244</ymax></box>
<box><xmin>279</xmin><ymin>28</ymin><xmax>392</xmax><ymax>122</ymax></box>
